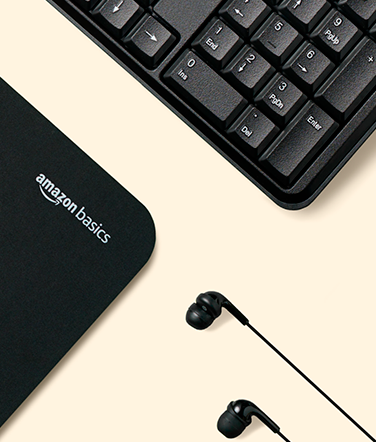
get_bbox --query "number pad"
[311,10,362,62]
[251,14,303,65]
[278,0,330,33]
[283,42,334,93]
[223,46,275,98]
[256,74,306,125]
[192,18,243,69]
[219,0,271,37]
[65,0,376,198]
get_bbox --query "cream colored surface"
[0,1,375,441]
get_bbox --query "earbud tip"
[217,411,246,439]
[186,303,214,330]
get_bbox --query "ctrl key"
[229,107,278,156]
[261,103,338,186]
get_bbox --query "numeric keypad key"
[252,14,303,65]
[283,42,334,93]
[256,74,306,125]
[311,10,361,62]
[165,50,247,129]
[261,103,338,185]
[193,19,243,68]
[223,46,275,97]
[316,38,376,122]
[229,107,278,155]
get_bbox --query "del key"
[164,51,246,129]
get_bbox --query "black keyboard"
[48,0,376,209]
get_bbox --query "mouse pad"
[0,78,156,427]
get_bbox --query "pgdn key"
[164,50,247,129]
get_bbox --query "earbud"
[217,400,280,439]
[188,292,369,442]
[186,291,249,330]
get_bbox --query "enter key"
[261,103,338,186]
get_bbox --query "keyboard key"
[154,0,223,36]
[311,10,361,62]
[93,0,144,38]
[256,74,306,125]
[278,0,330,33]
[164,50,247,129]
[315,39,376,122]
[283,42,334,93]
[73,0,101,10]
[342,0,376,29]
[223,45,275,98]
[251,14,303,65]
[192,19,243,69]
[229,107,278,155]
[124,15,176,68]
[219,0,271,37]
[261,103,338,185]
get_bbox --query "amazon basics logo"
[36,173,111,244]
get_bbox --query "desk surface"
[1,2,375,441]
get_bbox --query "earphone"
[186,292,374,442]
[186,291,249,330]
[218,400,290,441]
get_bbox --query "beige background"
[0,1,376,441]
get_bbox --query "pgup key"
[311,10,361,62]
[164,51,247,129]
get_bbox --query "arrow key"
[283,42,334,94]
[223,45,275,98]
[278,0,330,34]
[219,0,271,37]
[93,0,144,38]
[124,15,176,68]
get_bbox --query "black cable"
[278,431,291,442]
[246,323,376,442]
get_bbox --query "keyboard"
[48,0,376,209]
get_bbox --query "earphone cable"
[246,323,376,442]
[278,431,291,442]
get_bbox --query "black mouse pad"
[0,78,156,427]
